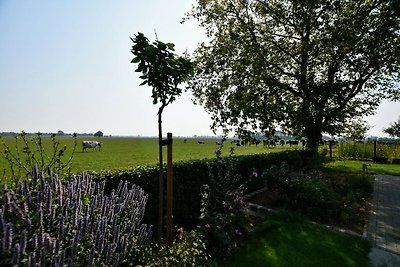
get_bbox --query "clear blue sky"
[0,1,398,137]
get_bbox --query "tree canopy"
[131,32,193,110]
[94,131,104,137]
[188,0,400,152]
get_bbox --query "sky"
[0,1,399,138]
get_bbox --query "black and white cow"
[82,141,102,152]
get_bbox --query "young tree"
[384,117,400,138]
[187,0,400,155]
[130,32,193,241]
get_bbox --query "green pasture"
[0,136,290,178]
[2,135,400,180]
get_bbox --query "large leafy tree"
[188,0,400,154]
[131,32,193,242]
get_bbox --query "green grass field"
[0,136,290,178]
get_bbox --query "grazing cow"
[286,140,299,146]
[82,141,102,152]
[198,141,205,145]
[183,139,187,143]
[263,139,277,148]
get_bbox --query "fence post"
[166,133,173,244]
[329,140,333,159]
[374,140,377,162]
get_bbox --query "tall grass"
[336,141,400,160]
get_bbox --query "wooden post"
[329,140,333,159]
[374,140,377,162]
[166,133,173,244]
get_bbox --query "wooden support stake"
[166,133,173,244]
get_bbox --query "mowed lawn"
[220,212,370,267]
[0,136,291,177]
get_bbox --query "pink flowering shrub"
[197,150,249,257]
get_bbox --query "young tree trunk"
[157,106,165,243]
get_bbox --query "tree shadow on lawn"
[219,211,370,267]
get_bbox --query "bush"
[262,163,341,220]
[0,167,152,266]
[91,150,309,230]
[261,161,291,189]
[194,151,251,258]
[129,231,210,266]
[282,176,340,219]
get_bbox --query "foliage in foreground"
[129,231,210,266]
[219,211,371,267]
[0,168,152,266]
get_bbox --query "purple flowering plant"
[0,166,152,266]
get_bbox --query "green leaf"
[166,43,175,50]
[131,57,141,63]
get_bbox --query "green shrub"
[262,162,373,223]
[129,231,210,266]
[91,150,309,230]
[281,176,340,219]
[261,161,291,189]
[262,163,341,220]
[196,154,250,258]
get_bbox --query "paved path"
[367,174,400,266]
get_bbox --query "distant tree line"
[0,131,105,137]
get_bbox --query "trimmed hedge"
[90,150,308,229]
